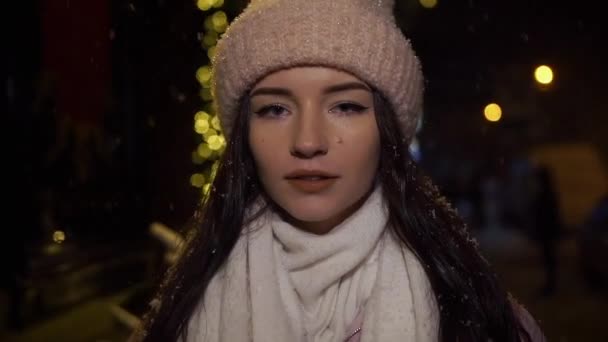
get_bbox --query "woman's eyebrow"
[250,87,294,99]
[323,82,371,95]
[250,81,371,99]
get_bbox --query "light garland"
[191,0,229,197]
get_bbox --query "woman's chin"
[284,206,336,225]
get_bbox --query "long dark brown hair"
[135,91,531,341]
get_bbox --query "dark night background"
[4,0,607,341]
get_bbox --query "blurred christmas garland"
[191,0,229,196]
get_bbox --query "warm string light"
[192,2,229,196]
[484,103,502,122]
[534,65,554,85]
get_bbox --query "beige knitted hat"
[211,0,424,142]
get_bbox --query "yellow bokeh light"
[197,143,213,158]
[213,22,227,34]
[208,135,223,151]
[195,118,210,134]
[212,11,228,32]
[194,0,226,176]
[484,103,502,122]
[203,128,217,139]
[196,66,212,84]
[53,230,66,244]
[190,173,206,188]
[197,0,214,11]
[419,0,438,9]
[534,65,553,85]
[195,111,210,122]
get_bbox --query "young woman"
[133,0,545,341]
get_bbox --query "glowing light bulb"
[534,65,554,85]
[53,230,66,243]
[484,103,502,122]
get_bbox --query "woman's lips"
[286,177,338,193]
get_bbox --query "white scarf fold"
[185,185,439,342]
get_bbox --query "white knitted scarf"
[184,185,439,341]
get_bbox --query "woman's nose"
[289,107,329,159]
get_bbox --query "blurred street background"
[4,0,607,341]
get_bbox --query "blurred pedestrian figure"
[531,165,562,297]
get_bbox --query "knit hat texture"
[211,0,424,142]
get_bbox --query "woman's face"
[248,66,381,234]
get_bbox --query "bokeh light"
[419,0,438,9]
[484,103,502,122]
[535,65,554,85]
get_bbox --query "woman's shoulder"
[510,298,547,342]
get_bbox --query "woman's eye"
[331,103,369,115]
[254,104,288,118]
